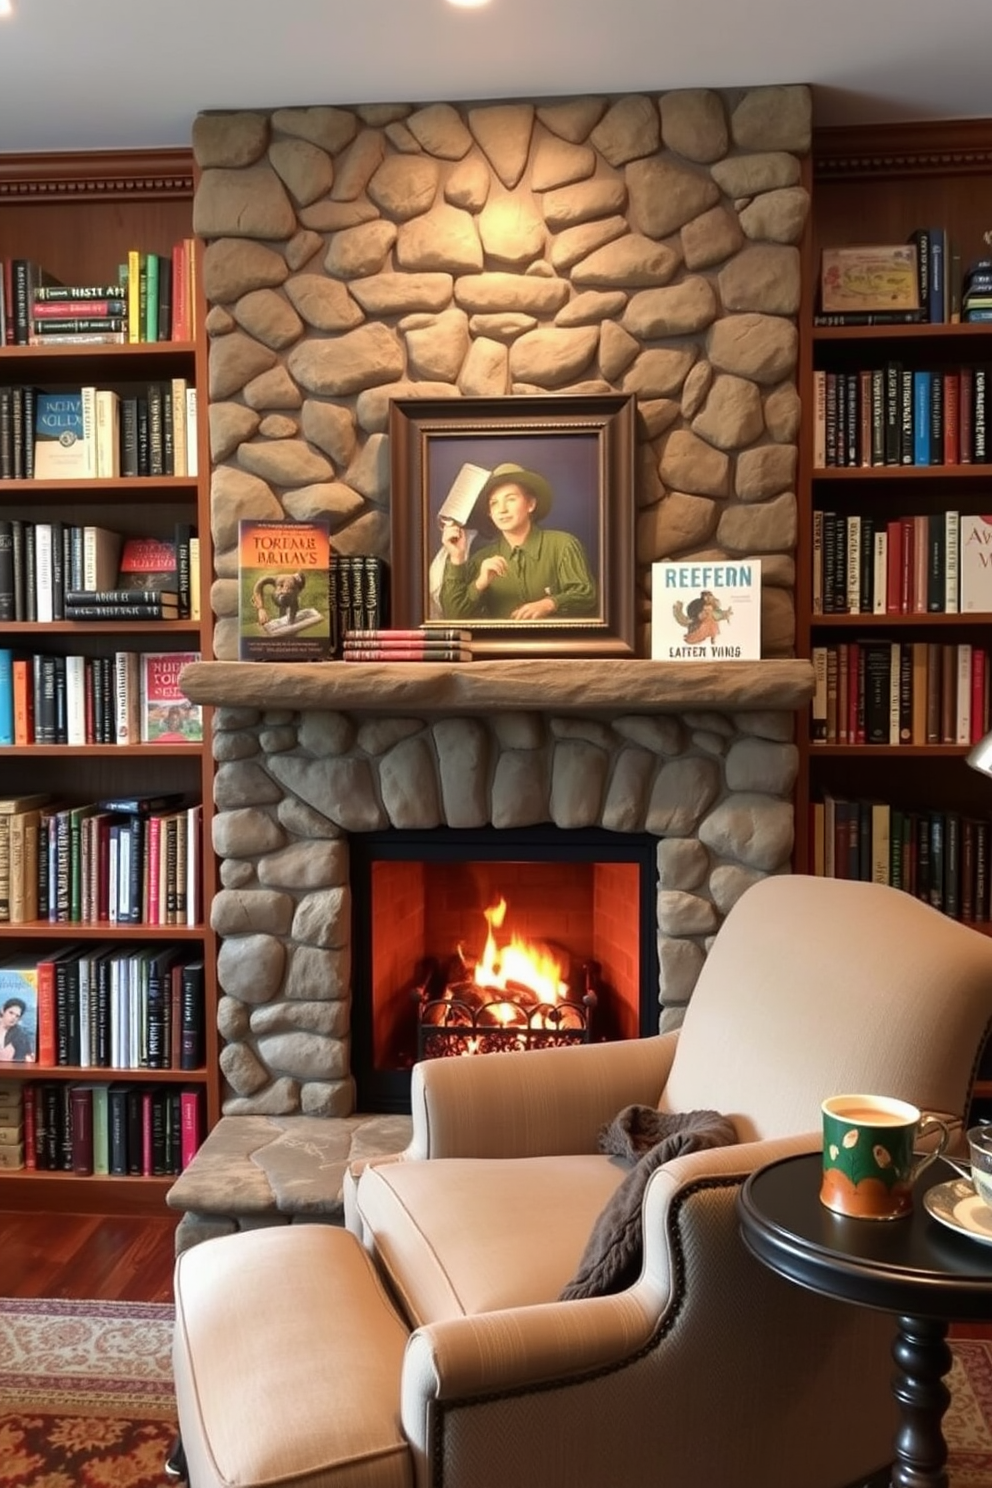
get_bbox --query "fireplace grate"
[415,958,598,1061]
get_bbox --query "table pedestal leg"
[889,1315,952,1488]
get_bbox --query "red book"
[899,517,915,614]
[12,659,33,745]
[960,366,974,464]
[943,372,960,465]
[69,1084,93,1175]
[847,640,861,745]
[2,260,12,345]
[22,1084,36,1170]
[32,298,126,318]
[171,240,188,342]
[180,1088,202,1169]
[885,520,904,614]
[836,644,849,745]
[972,648,988,742]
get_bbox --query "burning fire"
[458,896,569,1020]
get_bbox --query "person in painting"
[437,463,597,621]
[0,997,34,1063]
[672,590,734,646]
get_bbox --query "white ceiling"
[2,0,991,155]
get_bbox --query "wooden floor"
[0,1211,179,1302]
[1,1208,990,1338]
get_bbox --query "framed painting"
[388,393,636,658]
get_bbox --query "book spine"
[34,284,125,301]
[65,603,179,619]
[69,1085,93,1175]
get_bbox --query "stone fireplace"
[182,659,812,1119]
[183,80,815,1122]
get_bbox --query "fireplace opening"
[350,827,659,1112]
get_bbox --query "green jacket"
[439,527,597,620]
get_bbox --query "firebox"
[350,826,659,1112]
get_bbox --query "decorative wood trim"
[814,120,992,182]
[0,148,194,202]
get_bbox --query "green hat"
[479,463,554,524]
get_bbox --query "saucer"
[923,1179,992,1245]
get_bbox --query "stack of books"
[341,628,474,663]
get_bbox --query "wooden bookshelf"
[0,150,218,1212]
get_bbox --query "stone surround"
[180,659,813,1120]
[182,81,814,1128]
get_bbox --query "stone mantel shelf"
[180,658,815,715]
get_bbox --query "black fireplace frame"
[350,824,660,1113]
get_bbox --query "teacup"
[820,1094,951,1219]
[944,1124,992,1207]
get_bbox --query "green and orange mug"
[820,1094,951,1220]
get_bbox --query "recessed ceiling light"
[0,1,14,17]
[446,0,491,8]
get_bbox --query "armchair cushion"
[353,1153,626,1325]
[559,1104,738,1300]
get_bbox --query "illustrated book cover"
[820,245,920,314]
[238,518,334,661]
[650,560,762,660]
[959,515,992,613]
[33,392,90,479]
[0,955,38,1062]
[139,652,202,743]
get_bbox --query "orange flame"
[471,896,569,1017]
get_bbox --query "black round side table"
[739,1152,992,1488]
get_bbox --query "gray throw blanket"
[559,1105,738,1301]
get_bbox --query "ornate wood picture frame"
[389,393,636,658]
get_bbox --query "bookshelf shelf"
[0,1171,181,1216]
[798,119,992,930]
[0,148,217,1212]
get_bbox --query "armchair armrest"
[403,1287,657,1404]
[407,1033,679,1159]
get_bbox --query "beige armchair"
[172,875,992,1488]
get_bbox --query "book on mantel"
[650,560,761,661]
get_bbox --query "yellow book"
[127,248,142,344]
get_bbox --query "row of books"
[0,382,199,482]
[0,792,203,927]
[0,243,198,347]
[816,229,960,326]
[0,650,203,747]
[812,511,992,616]
[0,947,205,1070]
[342,627,474,663]
[813,794,992,923]
[0,525,199,623]
[10,1082,205,1176]
[811,640,990,747]
[812,365,989,469]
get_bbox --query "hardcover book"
[139,652,202,743]
[116,535,177,592]
[33,392,89,479]
[959,514,992,613]
[820,245,920,314]
[650,560,762,660]
[238,518,334,661]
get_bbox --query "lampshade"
[967,729,992,779]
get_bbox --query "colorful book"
[238,518,334,661]
[139,652,202,743]
[33,392,89,479]
[650,560,762,660]
[0,955,38,1062]
[116,535,177,593]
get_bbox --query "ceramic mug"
[820,1094,951,1219]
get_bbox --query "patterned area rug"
[0,1298,177,1488]
[0,1299,991,1486]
